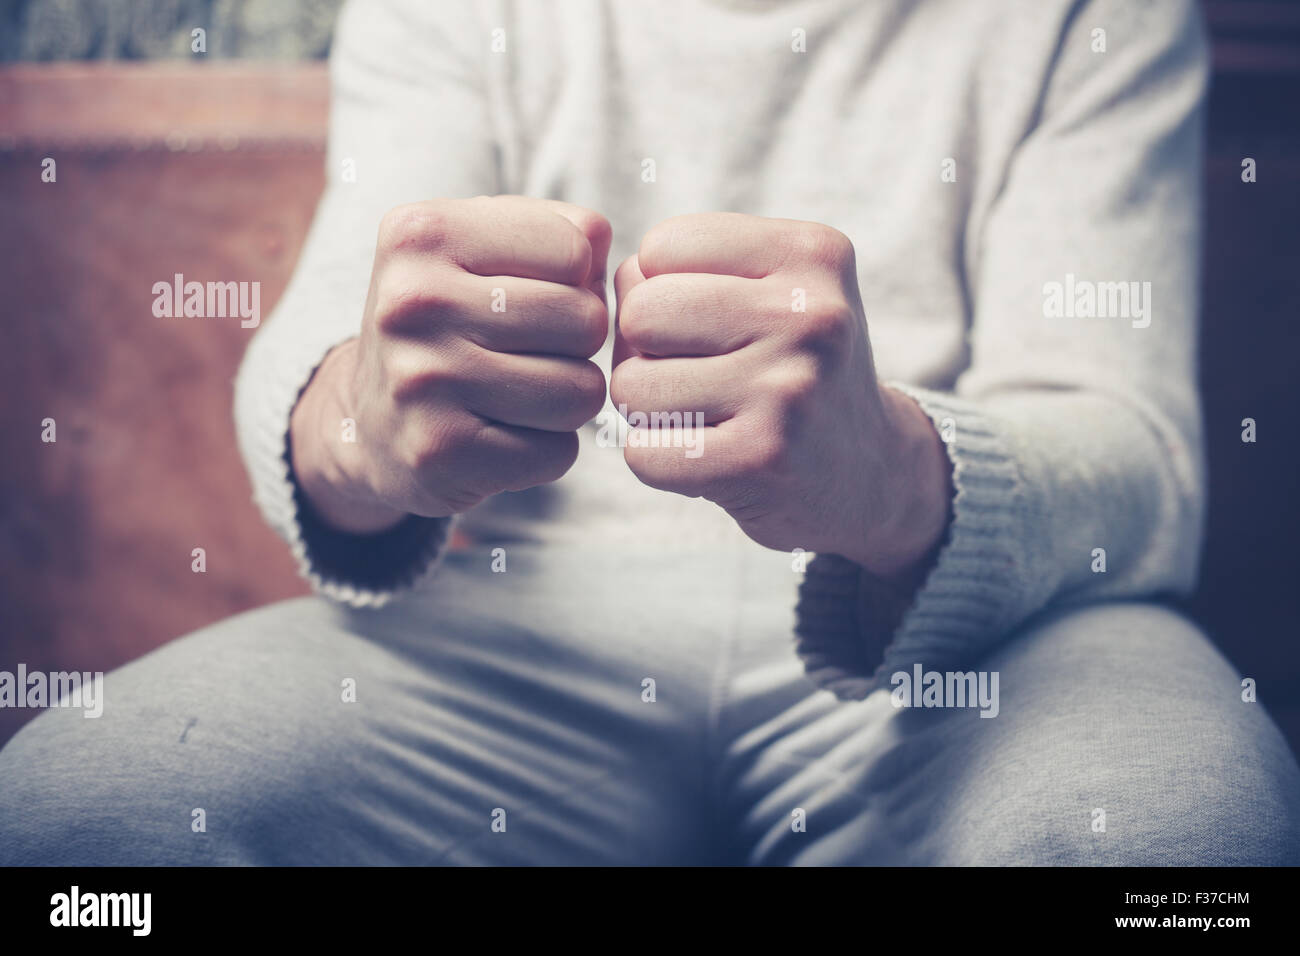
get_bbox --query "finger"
[614,252,647,303]
[621,417,750,499]
[637,212,809,279]
[613,253,648,367]
[443,423,581,496]
[455,273,609,358]
[456,350,607,432]
[538,198,613,301]
[617,272,772,357]
[372,261,609,358]
[608,354,742,425]
[390,197,596,286]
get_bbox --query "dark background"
[1,0,1298,754]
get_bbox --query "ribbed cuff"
[794,383,1029,699]
[238,330,453,609]
[288,449,456,606]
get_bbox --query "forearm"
[977,386,1203,605]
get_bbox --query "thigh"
[721,602,1300,865]
[0,569,717,865]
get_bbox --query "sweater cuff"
[287,450,456,607]
[794,383,1029,699]
[239,332,454,609]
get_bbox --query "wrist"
[853,385,954,580]
[289,341,406,536]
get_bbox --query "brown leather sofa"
[2,10,1298,753]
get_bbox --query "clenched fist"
[291,195,611,534]
[611,212,953,577]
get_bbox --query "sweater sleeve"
[233,0,496,607]
[796,0,1210,698]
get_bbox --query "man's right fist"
[290,195,611,534]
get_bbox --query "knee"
[942,747,1300,866]
[930,603,1300,865]
[0,598,379,865]
[0,703,212,865]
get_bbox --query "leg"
[0,551,720,865]
[719,601,1300,865]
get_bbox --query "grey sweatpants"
[2,531,1298,866]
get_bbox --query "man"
[3,0,1299,865]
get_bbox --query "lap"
[0,581,717,865]
[720,601,1300,865]
[4,587,1298,866]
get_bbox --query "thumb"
[612,253,647,368]
[542,200,612,303]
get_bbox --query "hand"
[611,212,953,578]
[290,195,611,534]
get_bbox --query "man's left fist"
[610,212,952,577]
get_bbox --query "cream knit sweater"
[234,0,1208,698]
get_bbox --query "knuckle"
[509,432,579,490]
[764,357,821,410]
[608,357,649,409]
[558,226,592,285]
[621,275,683,352]
[637,217,686,276]
[607,361,634,408]
[578,293,611,356]
[372,273,454,333]
[573,360,609,409]
[567,207,612,254]
[539,431,582,482]
[616,282,653,346]
[386,349,455,403]
[554,361,607,426]
[796,297,854,356]
[795,222,856,270]
[377,202,451,255]
[623,443,673,491]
